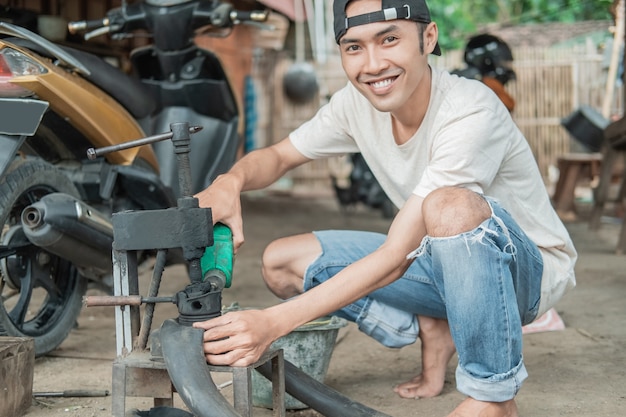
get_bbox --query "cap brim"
[432,42,442,56]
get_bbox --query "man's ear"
[424,22,439,54]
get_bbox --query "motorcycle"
[330,153,397,219]
[0,0,268,356]
[451,33,517,112]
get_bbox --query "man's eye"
[383,36,398,44]
[345,45,360,52]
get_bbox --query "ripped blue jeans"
[303,196,543,402]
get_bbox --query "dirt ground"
[19,191,626,417]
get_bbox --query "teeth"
[371,78,393,88]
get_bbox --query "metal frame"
[110,245,286,417]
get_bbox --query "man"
[194,1,577,416]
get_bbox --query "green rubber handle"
[201,223,233,288]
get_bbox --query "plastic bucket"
[561,105,609,152]
[251,315,347,410]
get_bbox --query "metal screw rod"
[86,126,203,160]
[83,294,175,307]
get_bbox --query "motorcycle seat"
[7,37,157,119]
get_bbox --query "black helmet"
[450,66,482,81]
[463,34,516,85]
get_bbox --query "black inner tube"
[159,318,393,417]
[256,357,392,417]
[160,319,240,417]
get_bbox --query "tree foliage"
[429,0,615,50]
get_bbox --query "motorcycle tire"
[0,158,87,357]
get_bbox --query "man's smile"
[361,73,401,94]
[370,77,397,89]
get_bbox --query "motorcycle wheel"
[0,159,87,357]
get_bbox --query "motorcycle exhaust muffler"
[21,193,114,274]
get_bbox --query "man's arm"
[195,137,311,249]
[194,194,427,366]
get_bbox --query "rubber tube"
[160,319,241,417]
[160,318,393,417]
[256,359,393,417]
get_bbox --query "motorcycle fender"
[0,134,25,180]
[0,98,48,136]
[0,98,48,178]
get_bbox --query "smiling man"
[194,1,577,416]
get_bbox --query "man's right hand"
[195,174,245,252]
[194,137,311,252]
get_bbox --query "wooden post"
[602,0,624,119]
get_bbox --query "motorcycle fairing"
[5,50,151,166]
[132,45,241,195]
[0,21,89,76]
[148,106,239,196]
[131,46,237,122]
[7,37,157,119]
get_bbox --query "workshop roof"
[482,20,613,47]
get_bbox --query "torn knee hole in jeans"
[406,213,516,260]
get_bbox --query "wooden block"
[0,337,35,417]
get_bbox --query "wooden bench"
[552,152,603,220]
[588,116,626,254]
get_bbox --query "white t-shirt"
[289,67,576,316]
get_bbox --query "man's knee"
[261,233,321,299]
[261,239,290,294]
[422,187,491,237]
[261,239,286,278]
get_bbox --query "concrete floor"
[23,192,626,417]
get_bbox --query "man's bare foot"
[447,398,519,417]
[393,316,456,399]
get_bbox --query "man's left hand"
[192,309,280,367]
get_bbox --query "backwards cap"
[333,0,441,55]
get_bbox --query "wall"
[251,44,623,196]
[4,1,620,196]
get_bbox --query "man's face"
[338,0,436,114]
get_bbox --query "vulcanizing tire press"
[84,122,391,417]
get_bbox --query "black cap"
[333,0,441,55]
